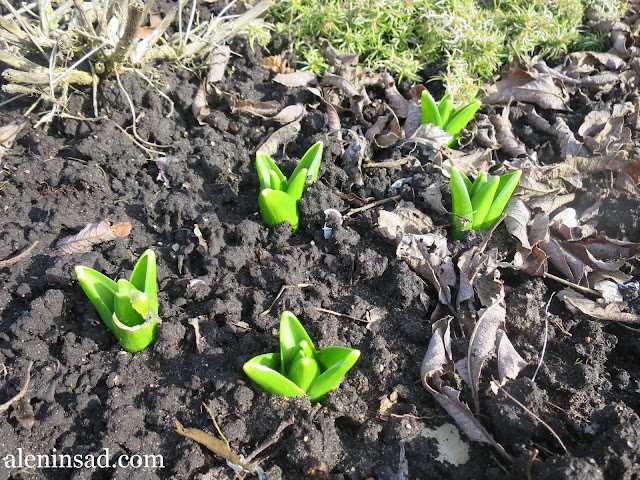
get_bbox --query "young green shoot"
[450,167,521,239]
[75,249,159,352]
[421,90,481,146]
[243,311,360,401]
[256,142,323,231]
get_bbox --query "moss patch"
[270,0,627,100]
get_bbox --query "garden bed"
[1,2,640,480]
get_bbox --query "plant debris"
[57,220,133,254]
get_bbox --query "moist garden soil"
[1,24,640,480]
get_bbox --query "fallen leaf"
[342,130,367,187]
[558,289,640,323]
[553,118,584,158]
[483,65,569,110]
[0,121,26,165]
[490,108,527,157]
[407,123,452,150]
[263,55,292,74]
[380,72,409,118]
[194,224,208,249]
[504,198,531,249]
[257,121,301,156]
[274,71,316,87]
[272,104,305,124]
[467,303,505,413]
[57,220,132,254]
[192,82,210,125]
[496,329,527,385]
[377,207,434,241]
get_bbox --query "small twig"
[0,0,46,57]
[0,241,39,268]
[0,361,33,413]
[314,307,368,324]
[260,283,313,316]
[491,380,569,455]
[243,416,294,465]
[343,194,402,218]
[543,272,602,298]
[532,292,555,383]
[363,158,410,169]
[187,317,203,353]
[131,68,175,117]
[183,0,197,48]
[201,402,231,451]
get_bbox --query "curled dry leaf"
[407,123,452,150]
[0,121,26,165]
[192,83,210,125]
[412,235,457,306]
[273,71,316,88]
[342,130,367,187]
[482,64,569,110]
[262,55,293,74]
[443,149,493,177]
[558,289,640,323]
[272,104,305,124]
[377,207,434,241]
[467,303,505,414]
[257,121,301,156]
[193,224,208,249]
[506,204,640,286]
[489,108,527,157]
[474,114,499,149]
[496,329,527,385]
[553,118,584,158]
[421,318,511,461]
[403,102,422,138]
[57,220,132,254]
[380,72,409,118]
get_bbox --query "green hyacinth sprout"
[421,90,481,146]
[450,167,522,239]
[75,249,159,352]
[256,142,323,231]
[243,311,360,401]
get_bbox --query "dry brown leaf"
[403,102,422,138]
[257,121,301,156]
[490,108,527,157]
[496,329,527,385]
[273,71,316,87]
[377,207,434,241]
[380,72,409,118]
[57,220,132,254]
[0,121,26,165]
[408,124,452,149]
[192,83,210,125]
[194,224,208,249]
[553,118,584,158]
[272,104,305,124]
[342,130,367,187]
[558,289,640,323]
[467,303,505,413]
[483,66,569,110]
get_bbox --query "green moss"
[269,0,627,100]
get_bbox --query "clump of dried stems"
[0,0,272,147]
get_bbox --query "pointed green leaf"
[289,141,323,187]
[75,266,118,327]
[258,189,299,230]
[450,167,474,240]
[481,170,522,230]
[468,171,487,198]
[444,99,481,138]
[286,167,307,201]
[269,170,285,192]
[421,89,443,127]
[438,92,454,126]
[129,249,158,315]
[243,353,306,397]
[460,170,473,193]
[256,151,286,191]
[307,347,360,401]
[288,346,320,391]
[279,311,315,374]
[114,279,145,328]
[470,175,500,229]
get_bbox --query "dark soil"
[1,18,640,480]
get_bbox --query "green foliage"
[75,249,159,352]
[269,0,624,100]
[450,167,522,239]
[420,90,481,146]
[256,142,323,231]
[243,311,360,401]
